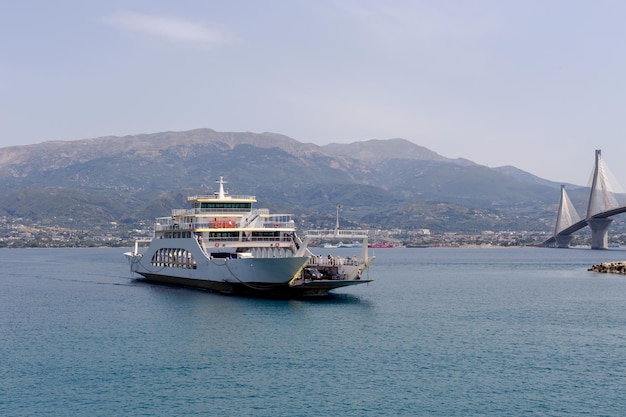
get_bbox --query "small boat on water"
[337,241,362,248]
[125,177,373,297]
[319,241,362,248]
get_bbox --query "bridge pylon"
[586,149,620,249]
[588,217,613,249]
[554,235,574,248]
[554,185,581,235]
[548,185,581,248]
[586,150,618,219]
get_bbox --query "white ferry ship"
[124,177,310,296]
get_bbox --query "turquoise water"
[3,247,626,416]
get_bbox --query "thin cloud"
[337,1,501,43]
[103,11,228,48]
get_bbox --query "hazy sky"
[2,1,625,187]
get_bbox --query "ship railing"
[207,236,296,245]
[155,220,240,231]
[169,207,272,218]
[172,209,193,216]
[172,208,251,215]
[154,220,298,231]
[262,221,295,229]
[186,194,256,201]
[204,220,237,228]
[308,255,361,267]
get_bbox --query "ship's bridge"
[187,194,256,203]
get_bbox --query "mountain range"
[0,128,599,236]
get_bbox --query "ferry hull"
[136,273,293,296]
[287,279,374,296]
[125,237,309,296]
[136,270,373,297]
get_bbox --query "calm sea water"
[3,247,626,416]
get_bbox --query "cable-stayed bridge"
[541,149,626,249]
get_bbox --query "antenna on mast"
[216,176,228,199]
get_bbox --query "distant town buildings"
[1,216,623,248]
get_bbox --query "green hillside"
[0,128,602,246]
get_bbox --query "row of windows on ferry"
[160,231,283,239]
[192,202,252,210]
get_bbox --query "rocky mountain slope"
[0,128,581,235]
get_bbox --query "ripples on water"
[2,247,626,416]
